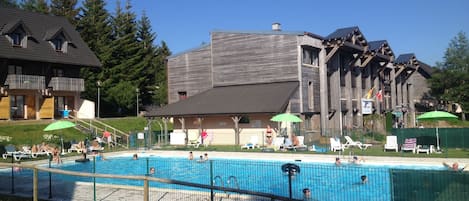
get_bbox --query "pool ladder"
[213,175,239,198]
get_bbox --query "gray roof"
[395,53,416,64]
[368,40,387,51]
[145,81,299,117]
[325,26,360,40]
[0,8,101,67]
[417,60,433,77]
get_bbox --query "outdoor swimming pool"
[44,153,445,201]
[1,153,447,201]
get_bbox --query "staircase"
[68,115,130,149]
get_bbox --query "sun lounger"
[241,136,260,149]
[344,136,372,150]
[401,138,417,154]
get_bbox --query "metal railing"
[69,115,130,149]
[0,160,300,201]
[48,77,84,92]
[5,74,45,90]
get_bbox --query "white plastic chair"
[329,138,344,152]
[344,136,372,150]
[241,136,260,149]
[384,136,398,152]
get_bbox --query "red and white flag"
[376,90,383,102]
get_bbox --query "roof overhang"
[145,81,299,118]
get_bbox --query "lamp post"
[136,88,139,116]
[97,81,101,118]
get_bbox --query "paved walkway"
[1,150,468,201]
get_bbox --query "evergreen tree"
[429,32,469,119]
[50,0,79,26]
[154,41,171,106]
[136,11,157,107]
[76,0,113,115]
[107,0,143,114]
[0,0,18,8]
[20,0,49,14]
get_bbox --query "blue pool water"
[4,154,446,201]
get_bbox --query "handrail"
[68,114,129,149]
[0,163,301,201]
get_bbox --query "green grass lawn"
[0,117,467,159]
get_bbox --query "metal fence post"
[93,156,96,201]
[11,156,14,194]
[33,168,38,201]
[210,160,214,201]
[48,154,52,199]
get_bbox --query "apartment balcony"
[5,74,45,90]
[49,77,85,92]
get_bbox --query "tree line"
[1,0,171,116]
[429,32,469,120]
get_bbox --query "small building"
[0,8,101,120]
[146,24,431,145]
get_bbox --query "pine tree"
[50,0,79,26]
[136,11,157,107]
[76,0,113,114]
[154,41,171,106]
[107,0,143,114]
[0,0,18,8]
[20,0,49,14]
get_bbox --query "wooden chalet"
[0,8,101,120]
[146,23,432,145]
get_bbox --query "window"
[302,46,319,66]
[308,81,314,110]
[53,68,64,77]
[52,38,63,51]
[178,91,187,100]
[239,116,250,124]
[8,65,22,74]
[10,33,22,46]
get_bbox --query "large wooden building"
[0,8,100,120]
[146,24,432,145]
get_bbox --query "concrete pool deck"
[1,150,468,201]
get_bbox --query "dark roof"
[395,53,416,64]
[145,81,299,117]
[417,60,433,77]
[368,40,387,51]
[0,8,101,67]
[325,26,360,40]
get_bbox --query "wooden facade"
[160,25,431,143]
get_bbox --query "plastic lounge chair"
[273,137,285,150]
[329,138,344,152]
[68,143,83,153]
[384,136,399,152]
[2,145,30,161]
[401,138,417,154]
[292,136,308,151]
[344,136,372,150]
[241,136,260,149]
[188,136,201,148]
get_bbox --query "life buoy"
[281,163,300,174]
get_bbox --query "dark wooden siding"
[211,32,299,86]
[301,66,320,112]
[167,45,212,104]
[411,71,430,101]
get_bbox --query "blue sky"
[106,0,469,66]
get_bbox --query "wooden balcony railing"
[49,77,85,92]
